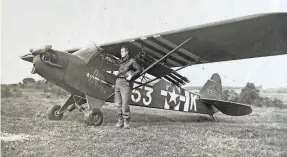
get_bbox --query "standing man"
[114,45,142,128]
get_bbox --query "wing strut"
[136,37,192,79]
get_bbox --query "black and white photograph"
[1,0,287,156]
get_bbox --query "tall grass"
[2,80,69,98]
[1,85,22,98]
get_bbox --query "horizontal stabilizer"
[200,98,252,116]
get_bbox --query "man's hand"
[126,74,132,81]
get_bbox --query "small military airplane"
[21,12,287,126]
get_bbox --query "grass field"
[1,88,287,157]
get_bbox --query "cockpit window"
[73,44,103,63]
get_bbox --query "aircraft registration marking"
[161,87,197,112]
[206,88,221,99]
[86,69,110,94]
[131,83,154,106]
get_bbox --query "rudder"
[199,73,222,100]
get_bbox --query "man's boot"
[123,117,130,129]
[114,116,124,128]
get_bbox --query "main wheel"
[85,108,103,126]
[47,105,64,120]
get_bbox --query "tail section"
[200,98,252,116]
[199,73,252,116]
[199,73,222,100]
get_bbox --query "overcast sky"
[1,0,287,88]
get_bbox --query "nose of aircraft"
[21,53,37,74]
[21,54,34,63]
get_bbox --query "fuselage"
[25,49,214,115]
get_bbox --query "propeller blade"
[21,54,34,63]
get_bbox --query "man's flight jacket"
[117,54,142,81]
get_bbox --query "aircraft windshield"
[73,44,103,63]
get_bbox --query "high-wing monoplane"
[21,13,287,126]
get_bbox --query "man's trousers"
[114,78,132,120]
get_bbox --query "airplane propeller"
[21,45,53,63]
[20,52,36,74]
[21,53,34,63]
[21,45,53,75]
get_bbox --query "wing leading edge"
[99,12,287,67]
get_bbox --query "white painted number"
[131,84,153,106]
[143,86,153,105]
[131,86,141,103]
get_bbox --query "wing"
[99,12,287,67]
[65,13,287,86]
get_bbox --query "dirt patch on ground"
[1,133,37,142]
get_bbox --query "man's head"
[120,46,130,58]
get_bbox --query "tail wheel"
[47,105,64,120]
[85,108,103,126]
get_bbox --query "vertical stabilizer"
[199,73,222,100]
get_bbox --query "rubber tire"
[47,105,64,120]
[85,108,103,126]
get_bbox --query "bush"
[253,97,284,108]
[19,82,24,88]
[272,98,284,108]
[35,80,49,90]
[238,83,260,104]
[237,82,286,108]
[222,89,239,102]
[22,78,36,84]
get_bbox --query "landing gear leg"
[71,95,105,126]
[210,114,217,122]
[47,94,105,126]
[47,95,76,120]
[84,95,105,126]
